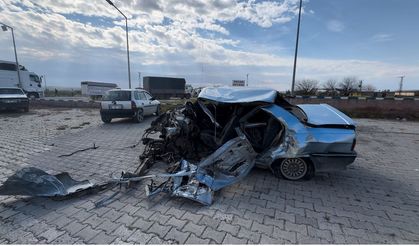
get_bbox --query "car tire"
[101,114,112,123]
[134,109,144,123]
[27,93,38,99]
[155,105,160,116]
[272,158,312,181]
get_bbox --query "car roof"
[198,86,279,104]
[108,89,146,92]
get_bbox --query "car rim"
[138,110,144,121]
[280,158,307,180]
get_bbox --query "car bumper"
[309,152,357,172]
[0,101,29,111]
[100,109,135,118]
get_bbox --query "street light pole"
[1,22,22,87]
[246,74,249,86]
[291,0,303,96]
[105,0,132,89]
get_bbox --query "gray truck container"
[143,76,190,99]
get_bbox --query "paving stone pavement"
[1,109,419,244]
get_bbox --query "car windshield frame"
[102,90,131,101]
[0,88,25,95]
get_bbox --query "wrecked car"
[138,87,357,182]
[0,87,357,205]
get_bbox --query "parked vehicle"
[100,89,160,123]
[0,60,44,98]
[142,76,191,99]
[0,87,29,112]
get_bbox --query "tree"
[339,77,357,96]
[323,79,338,96]
[295,79,319,95]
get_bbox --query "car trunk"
[297,104,355,129]
[101,90,132,110]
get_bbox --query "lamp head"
[1,25,8,31]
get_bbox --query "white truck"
[0,60,44,98]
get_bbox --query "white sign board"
[232,80,245,86]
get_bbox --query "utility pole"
[105,0,131,89]
[291,0,303,96]
[398,76,405,95]
[246,74,249,86]
[1,22,21,87]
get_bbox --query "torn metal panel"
[0,167,95,197]
[145,131,257,205]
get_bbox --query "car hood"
[297,104,356,127]
[198,86,278,104]
[0,94,28,99]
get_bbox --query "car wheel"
[101,115,112,123]
[155,105,160,116]
[273,158,309,181]
[134,109,144,123]
[28,93,38,99]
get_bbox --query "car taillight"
[351,138,356,151]
[131,101,137,109]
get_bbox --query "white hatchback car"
[100,89,160,123]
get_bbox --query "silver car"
[100,89,160,123]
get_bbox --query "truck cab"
[0,60,44,98]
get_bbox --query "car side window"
[139,92,146,100]
[144,92,152,100]
[134,91,140,100]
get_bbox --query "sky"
[0,0,418,91]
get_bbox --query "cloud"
[371,33,394,42]
[1,0,418,91]
[326,20,344,32]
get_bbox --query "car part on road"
[0,167,96,197]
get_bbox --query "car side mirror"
[150,97,155,101]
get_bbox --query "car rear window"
[102,91,131,101]
[0,88,25,95]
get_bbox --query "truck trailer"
[81,81,118,99]
[142,76,191,99]
[0,60,44,98]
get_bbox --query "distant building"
[232,80,245,86]
[394,90,419,97]
[81,81,118,97]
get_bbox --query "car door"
[143,91,158,114]
[134,91,147,114]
